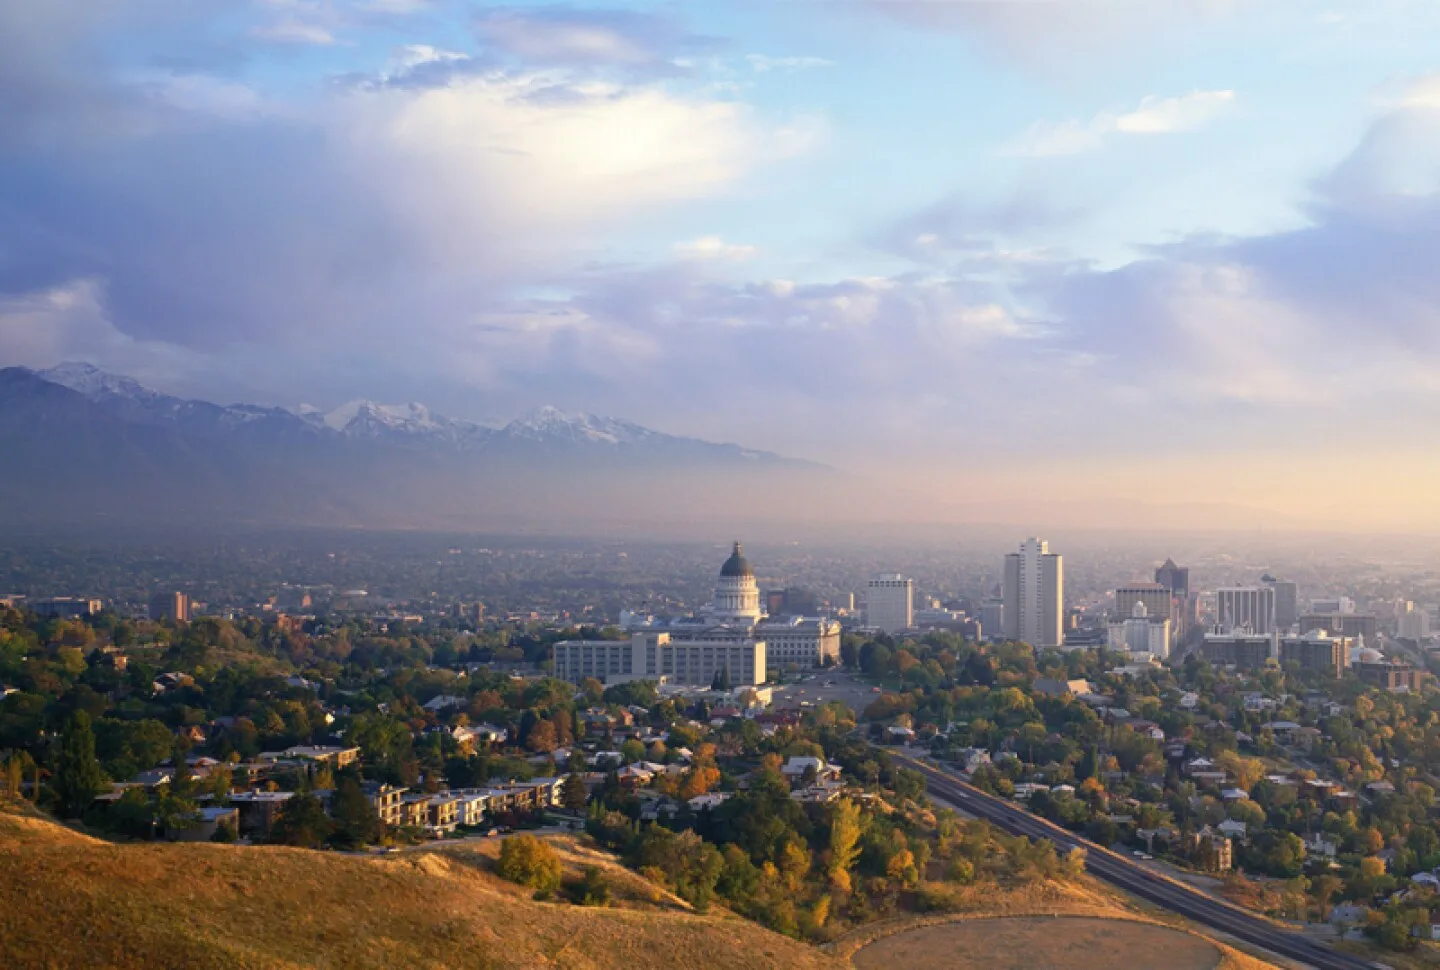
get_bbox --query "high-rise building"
[1155,559,1190,600]
[980,599,1004,641]
[1114,582,1173,625]
[1215,586,1276,635]
[1003,538,1064,648]
[866,575,914,633]
[1399,602,1432,641]
[1263,580,1299,631]
[1299,612,1377,641]
[149,591,192,623]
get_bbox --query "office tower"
[1267,580,1299,631]
[1279,631,1350,676]
[1216,586,1276,635]
[1114,582,1173,625]
[1399,602,1431,641]
[149,591,192,623]
[866,575,914,633]
[1002,538,1064,648]
[980,598,1004,640]
[1155,559,1190,600]
[1202,632,1275,670]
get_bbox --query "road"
[902,755,1377,970]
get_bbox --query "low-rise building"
[363,781,406,828]
[553,632,765,687]
[1279,630,1351,677]
[229,791,294,836]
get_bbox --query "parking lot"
[770,669,880,715]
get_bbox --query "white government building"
[1107,601,1172,661]
[554,542,840,685]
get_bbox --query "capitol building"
[553,542,840,686]
[632,542,841,671]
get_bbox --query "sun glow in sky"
[4,1,1440,526]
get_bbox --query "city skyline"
[4,3,1440,528]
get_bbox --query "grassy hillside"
[0,809,841,970]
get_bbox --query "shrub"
[496,834,563,898]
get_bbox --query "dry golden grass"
[0,808,840,970]
[826,878,1281,970]
[850,917,1222,970]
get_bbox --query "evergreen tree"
[329,775,380,848]
[268,791,333,848]
[561,772,589,811]
[53,711,106,818]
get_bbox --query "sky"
[3,0,1440,526]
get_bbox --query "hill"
[0,810,840,970]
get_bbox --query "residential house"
[423,695,468,713]
[170,806,240,842]
[229,791,294,836]
[780,756,841,787]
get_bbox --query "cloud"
[1006,90,1235,156]
[250,20,336,45]
[1114,90,1236,132]
[474,6,715,71]
[745,54,834,73]
[673,236,758,261]
[856,0,1248,56]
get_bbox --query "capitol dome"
[712,541,761,623]
[720,542,754,578]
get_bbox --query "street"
[901,754,1377,970]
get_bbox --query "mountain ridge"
[0,363,831,530]
[30,361,801,463]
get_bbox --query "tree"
[497,834,563,897]
[827,798,863,892]
[268,792,333,848]
[329,775,380,848]
[561,772,589,811]
[53,711,105,818]
[2,749,34,801]
[572,865,611,906]
[526,720,558,754]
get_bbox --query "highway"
[902,755,1378,970]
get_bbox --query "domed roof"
[719,541,754,579]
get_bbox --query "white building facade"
[553,632,766,686]
[1216,586,1276,635]
[1003,538,1064,648]
[1107,601,1171,660]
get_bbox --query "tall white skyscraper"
[866,575,914,633]
[1003,538,1064,648]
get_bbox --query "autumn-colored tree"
[497,834,563,897]
[827,799,862,892]
[526,720,558,754]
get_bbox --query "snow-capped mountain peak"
[504,405,655,445]
[39,361,160,402]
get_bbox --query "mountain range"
[0,363,828,531]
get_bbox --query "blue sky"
[4,0,1440,523]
